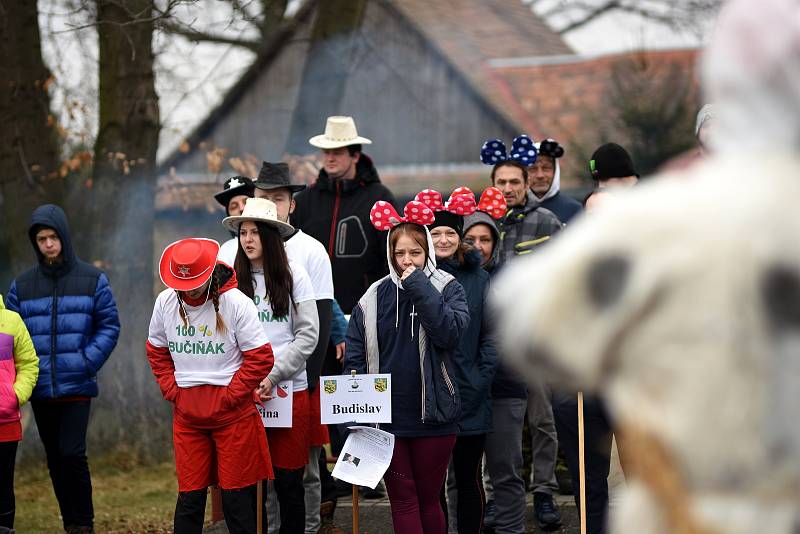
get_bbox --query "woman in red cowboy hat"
[343,198,470,534]
[146,237,275,534]
[223,198,320,534]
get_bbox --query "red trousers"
[265,390,310,469]
[173,410,272,491]
[307,387,330,447]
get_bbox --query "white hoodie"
[385,223,438,337]
[531,140,562,204]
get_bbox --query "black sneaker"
[360,480,386,499]
[334,478,353,498]
[533,492,562,531]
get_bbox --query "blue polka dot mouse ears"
[480,134,538,166]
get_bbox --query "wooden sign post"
[578,391,587,534]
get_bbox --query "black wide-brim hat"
[254,161,306,193]
[214,176,255,208]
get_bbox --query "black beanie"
[428,211,464,237]
[589,143,638,180]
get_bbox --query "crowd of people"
[5,0,796,531]
[0,110,703,534]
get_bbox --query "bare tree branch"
[53,0,185,33]
[158,19,261,50]
[531,0,722,35]
[555,1,621,33]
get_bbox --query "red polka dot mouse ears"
[476,187,507,219]
[414,187,478,217]
[370,200,435,231]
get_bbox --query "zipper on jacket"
[50,281,58,397]
[327,181,342,258]
[441,361,455,397]
[420,347,426,423]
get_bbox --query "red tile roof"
[486,48,702,185]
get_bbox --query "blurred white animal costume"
[491,1,800,532]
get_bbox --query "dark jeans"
[32,400,93,530]
[272,467,305,534]
[0,441,18,528]
[441,434,486,534]
[552,392,612,534]
[318,447,337,506]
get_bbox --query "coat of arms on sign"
[374,378,387,393]
[323,379,337,394]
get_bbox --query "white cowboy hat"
[309,116,373,149]
[222,197,295,237]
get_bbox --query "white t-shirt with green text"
[148,287,268,387]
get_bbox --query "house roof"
[488,48,701,137]
[159,0,572,173]
[389,0,573,129]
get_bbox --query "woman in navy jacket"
[420,188,500,534]
[343,199,469,534]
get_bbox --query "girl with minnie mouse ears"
[344,196,470,534]
[462,188,508,270]
[414,187,506,533]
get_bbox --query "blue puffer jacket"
[6,205,120,400]
[438,249,498,435]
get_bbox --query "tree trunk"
[89,0,165,460]
[0,0,62,288]
[284,0,368,154]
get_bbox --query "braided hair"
[210,268,227,334]
[176,268,227,334]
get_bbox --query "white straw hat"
[221,197,294,237]
[309,116,373,149]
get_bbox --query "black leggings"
[174,485,258,534]
[0,441,18,529]
[441,434,486,534]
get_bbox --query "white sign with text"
[319,374,391,424]
[257,380,293,427]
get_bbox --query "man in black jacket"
[292,116,396,505]
[292,116,397,315]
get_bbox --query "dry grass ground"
[14,451,212,533]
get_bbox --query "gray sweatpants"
[527,379,559,495]
[303,446,322,534]
[484,397,527,534]
[266,480,279,534]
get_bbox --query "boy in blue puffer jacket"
[6,204,120,534]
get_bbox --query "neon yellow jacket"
[0,294,39,425]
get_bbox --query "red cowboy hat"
[159,238,220,291]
